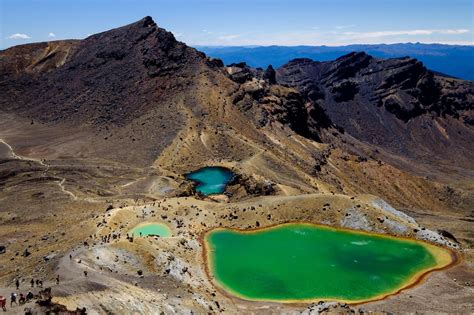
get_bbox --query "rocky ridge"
[276,53,474,174]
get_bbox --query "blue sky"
[1,0,473,49]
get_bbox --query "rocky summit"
[0,17,473,314]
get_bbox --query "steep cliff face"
[224,62,331,141]
[276,53,474,169]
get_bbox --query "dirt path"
[0,137,79,201]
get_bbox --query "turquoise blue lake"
[185,167,234,195]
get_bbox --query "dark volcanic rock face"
[276,53,474,167]
[0,16,205,127]
[225,62,331,140]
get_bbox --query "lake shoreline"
[201,222,459,305]
[129,222,172,237]
[185,166,235,196]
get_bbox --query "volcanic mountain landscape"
[0,17,473,314]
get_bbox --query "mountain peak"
[88,15,162,42]
[116,15,157,30]
[140,16,156,27]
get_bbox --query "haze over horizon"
[1,0,473,49]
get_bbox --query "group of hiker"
[101,233,117,243]
[13,278,44,290]
[10,291,34,305]
[0,291,34,311]
[0,277,52,311]
[126,233,135,242]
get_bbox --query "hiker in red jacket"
[0,295,6,311]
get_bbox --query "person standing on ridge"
[15,279,19,290]
[56,275,60,285]
[10,293,17,307]
[26,291,33,301]
[18,293,25,305]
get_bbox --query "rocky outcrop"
[224,61,331,140]
[276,53,474,167]
[226,62,255,83]
[230,174,275,196]
[277,52,474,123]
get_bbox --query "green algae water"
[205,223,453,303]
[185,167,234,195]
[129,223,171,237]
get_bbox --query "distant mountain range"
[198,44,474,81]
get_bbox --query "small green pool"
[204,223,453,303]
[185,166,234,195]
[129,223,171,237]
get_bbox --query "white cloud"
[8,33,31,39]
[186,27,472,46]
[340,29,470,39]
[173,32,184,38]
[217,34,241,41]
[428,40,474,45]
[438,29,470,34]
[48,32,56,37]
[335,24,356,30]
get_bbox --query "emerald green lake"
[185,166,234,195]
[205,223,452,303]
[129,223,171,237]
